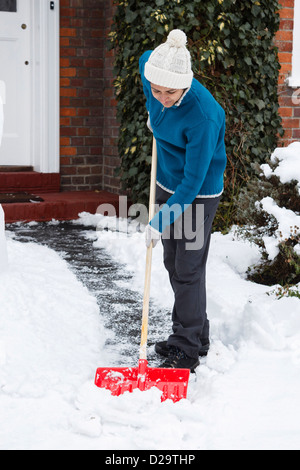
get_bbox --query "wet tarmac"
[7,221,169,366]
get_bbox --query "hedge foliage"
[236,157,300,293]
[109,0,283,231]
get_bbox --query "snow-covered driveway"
[0,218,299,450]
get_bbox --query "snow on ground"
[0,216,300,450]
[0,142,299,450]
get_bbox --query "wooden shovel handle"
[139,137,157,361]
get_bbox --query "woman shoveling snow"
[139,29,227,371]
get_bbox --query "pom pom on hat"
[144,29,193,89]
[167,29,187,48]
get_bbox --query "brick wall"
[101,1,121,192]
[59,0,298,194]
[275,0,300,144]
[60,0,120,192]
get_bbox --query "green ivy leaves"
[110,0,283,230]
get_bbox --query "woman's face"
[151,83,184,108]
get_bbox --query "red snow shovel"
[95,138,190,403]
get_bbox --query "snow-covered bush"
[236,142,300,295]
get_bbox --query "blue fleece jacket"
[139,51,227,234]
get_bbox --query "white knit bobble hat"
[144,29,193,89]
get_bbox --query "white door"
[0,0,32,166]
[0,0,60,172]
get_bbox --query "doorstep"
[2,190,122,224]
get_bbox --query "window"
[287,0,300,87]
[0,0,17,12]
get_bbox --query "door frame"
[31,0,60,173]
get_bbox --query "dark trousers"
[156,185,221,359]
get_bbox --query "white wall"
[0,206,8,273]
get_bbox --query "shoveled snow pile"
[0,143,300,450]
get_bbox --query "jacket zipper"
[153,105,166,128]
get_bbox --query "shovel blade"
[95,360,190,403]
